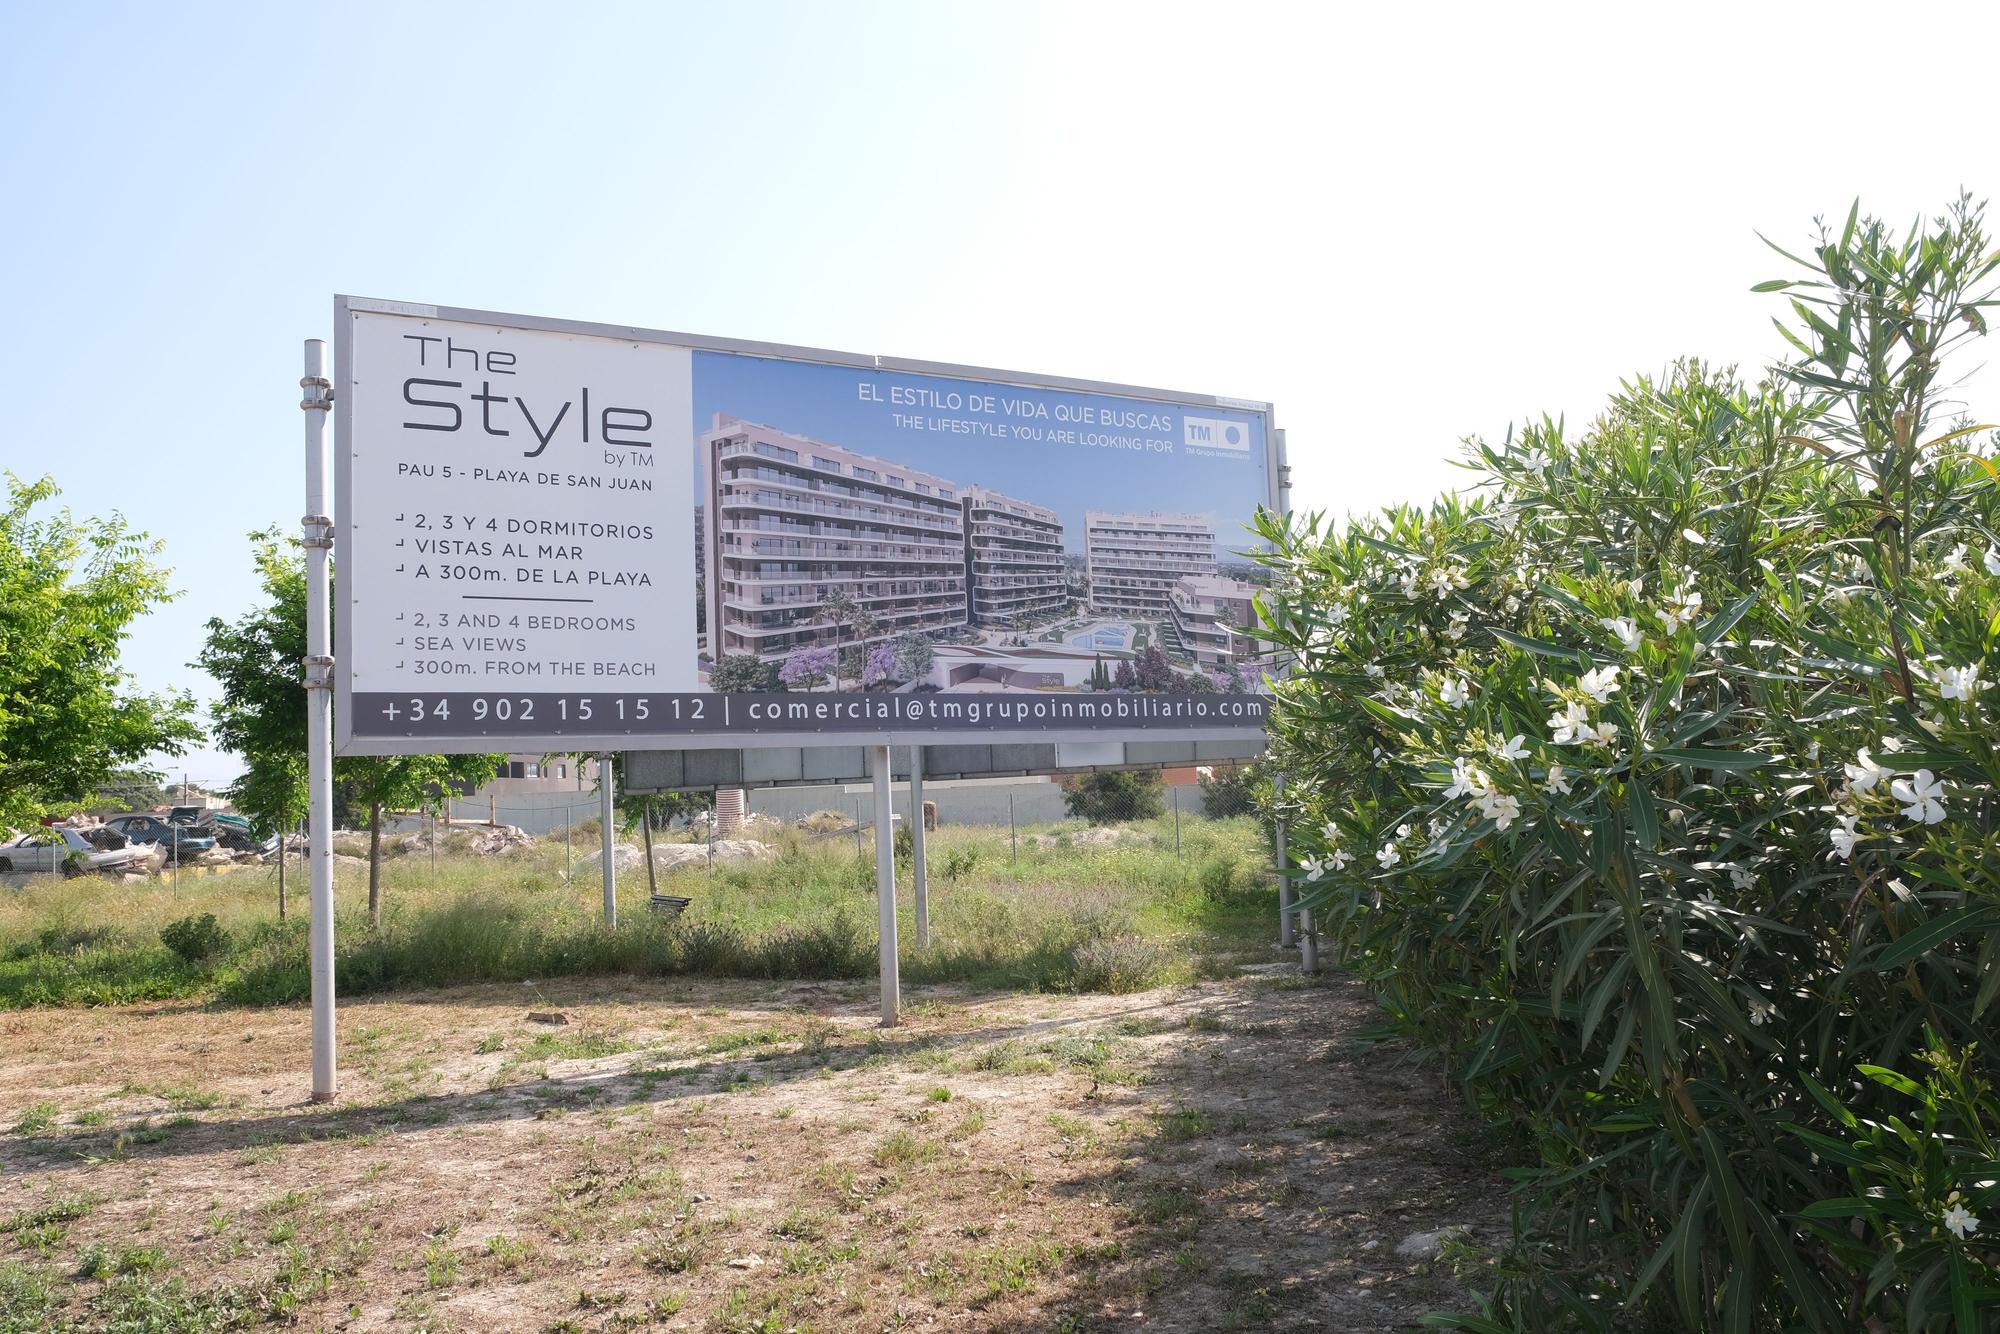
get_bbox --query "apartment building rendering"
[704,416,972,663]
[1083,511,1218,617]
[1165,573,1273,673]
[961,485,1067,627]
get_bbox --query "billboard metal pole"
[909,746,928,949]
[301,339,338,1103]
[872,746,899,1025]
[599,754,616,925]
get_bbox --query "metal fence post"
[1009,793,1018,864]
[599,753,616,926]
[1273,771,1294,948]
[910,746,928,949]
[1173,784,1182,856]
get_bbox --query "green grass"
[0,815,1273,1009]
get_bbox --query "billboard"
[334,297,1281,755]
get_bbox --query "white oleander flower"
[1624,577,1645,600]
[1729,867,1755,892]
[1300,853,1330,882]
[1891,769,1947,825]
[1376,842,1401,870]
[1845,747,1891,794]
[1321,820,1340,844]
[1399,567,1421,598]
[1396,824,1412,839]
[1548,702,1591,745]
[1443,760,1491,800]
[1477,792,1522,830]
[1444,611,1469,642]
[1655,587,1703,634]
[1942,543,1970,575]
[1748,996,1778,1027]
[1830,814,1860,860]
[1364,664,1385,679]
[1542,764,1572,795]
[1944,1194,1980,1241]
[1936,664,1986,701]
[1579,719,1620,747]
[1522,448,1549,474]
[1580,665,1620,702]
[1497,735,1530,762]
[1330,848,1353,871]
[1439,677,1470,708]
[1986,547,2000,576]
[1600,617,1643,653]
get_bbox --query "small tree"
[1133,644,1175,691]
[779,645,836,690]
[893,632,935,684]
[710,653,778,693]
[1112,658,1138,690]
[861,640,900,688]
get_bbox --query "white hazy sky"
[2,1,1996,785]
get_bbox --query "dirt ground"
[0,967,1507,1332]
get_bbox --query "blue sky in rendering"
[693,351,1270,557]
[3,2,1995,782]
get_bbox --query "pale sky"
[3,1,1995,785]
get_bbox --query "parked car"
[165,806,213,827]
[0,828,147,879]
[104,814,217,863]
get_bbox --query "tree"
[1133,644,1175,691]
[779,645,835,690]
[1058,770,1164,823]
[1088,656,1111,691]
[710,653,779,693]
[860,640,899,688]
[893,632,935,685]
[0,474,202,828]
[815,590,878,687]
[1112,658,1138,690]
[196,530,499,922]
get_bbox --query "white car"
[0,828,146,880]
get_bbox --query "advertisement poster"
[336,299,1278,754]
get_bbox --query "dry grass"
[0,971,1504,1331]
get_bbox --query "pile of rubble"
[580,838,777,875]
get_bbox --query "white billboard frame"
[333,294,1287,756]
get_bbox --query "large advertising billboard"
[334,297,1280,755]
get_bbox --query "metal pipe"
[873,745,899,1025]
[1274,770,1294,948]
[1173,784,1181,855]
[301,338,337,1103]
[1009,793,1017,863]
[1300,906,1321,973]
[910,746,928,949]
[600,753,616,924]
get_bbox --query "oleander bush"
[1257,197,2000,1329]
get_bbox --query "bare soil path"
[0,968,1506,1331]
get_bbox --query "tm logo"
[1183,416,1250,452]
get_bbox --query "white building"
[704,416,969,663]
[1083,511,1217,618]
[1166,573,1273,674]
[962,485,1066,627]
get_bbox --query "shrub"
[159,914,231,964]
[1195,765,1260,819]
[1257,198,2000,1328]
[1058,771,1164,824]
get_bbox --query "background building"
[704,416,969,663]
[1083,511,1217,617]
[962,485,1066,627]
[1164,573,1273,674]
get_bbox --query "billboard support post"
[872,746,899,1026]
[599,755,616,925]
[300,338,338,1104]
[910,747,928,950]
[1273,771,1294,948]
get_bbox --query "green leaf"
[1861,905,2000,972]
[1856,1064,1924,1099]
[1649,748,1773,771]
